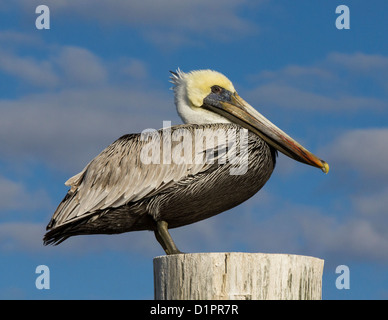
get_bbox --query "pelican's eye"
[211,85,223,94]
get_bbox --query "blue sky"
[0,0,387,299]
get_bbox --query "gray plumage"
[44,69,328,254]
[43,123,276,245]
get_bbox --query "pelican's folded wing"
[46,124,237,230]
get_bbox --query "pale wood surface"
[154,252,324,300]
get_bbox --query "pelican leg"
[154,229,169,254]
[154,220,182,255]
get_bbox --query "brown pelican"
[44,69,329,254]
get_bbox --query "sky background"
[0,0,387,299]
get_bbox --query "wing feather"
[47,124,234,229]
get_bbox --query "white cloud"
[328,52,388,72]
[297,211,388,263]
[54,46,107,86]
[117,58,149,80]
[247,83,386,112]
[0,223,44,252]
[3,187,388,264]
[253,52,388,84]
[246,52,388,113]
[0,221,161,255]
[0,176,50,212]
[256,201,388,263]
[62,0,256,34]
[0,49,59,87]
[354,187,388,217]
[248,83,333,110]
[11,0,260,48]
[327,52,388,90]
[168,196,388,264]
[323,128,388,178]
[305,127,388,262]
[0,43,179,173]
[0,28,386,267]
[0,45,109,88]
[0,85,176,173]
[252,64,335,84]
[0,30,43,47]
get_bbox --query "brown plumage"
[44,69,328,254]
[44,123,276,245]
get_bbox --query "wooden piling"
[154,252,324,300]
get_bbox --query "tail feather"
[43,220,83,245]
[43,229,70,246]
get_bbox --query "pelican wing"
[47,124,237,229]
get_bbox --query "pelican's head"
[171,69,236,124]
[170,69,329,173]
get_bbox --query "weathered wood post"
[154,252,324,300]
